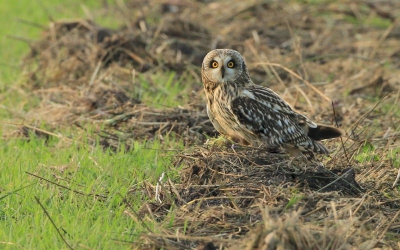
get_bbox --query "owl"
[201,49,343,159]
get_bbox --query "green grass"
[0,0,121,84]
[0,135,180,248]
[138,71,192,108]
[285,192,303,210]
[344,14,392,29]
[0,1,186,248]
[354,142,380,163]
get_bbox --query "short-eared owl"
[201,49,343,159]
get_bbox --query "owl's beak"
[221,66,225,79]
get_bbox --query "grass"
[285,193,303,210]
[0,1,108,83]
[0,135,181,248]
[0,1,186,248]
[138,71,192,108]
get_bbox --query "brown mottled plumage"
[201,49,343,159]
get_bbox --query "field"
[1,0,400,249]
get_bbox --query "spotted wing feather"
[246,85,317,129]
[231,95,328,154]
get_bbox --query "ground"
[1,0,400,249]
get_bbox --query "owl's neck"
[206,82,239,107]
[220,82,240,97]
[203,74,253,105]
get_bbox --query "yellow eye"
[227,61,235,68]
[211,61,219,68]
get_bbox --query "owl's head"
[202,49,249,86]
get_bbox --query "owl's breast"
[208,89,257,145]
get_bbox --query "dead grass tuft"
[130,145,399,249]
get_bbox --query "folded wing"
[245,85,317,129]
[231,94,329,154]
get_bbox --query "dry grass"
[132,145,398,249]
[4,0,400,249]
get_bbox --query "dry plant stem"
[88,62,102,87]
[183,196,255,207]
[119,194,153,233]
[146,233,232,243]
[35,197,73,250]
[317,168,361,193]
[16,18,47,29]
[26,172,107,199]
[392,167,400,188]
[294,84,314,113]
[0,183,36,200]
[246,42,288,90]
[379,209,400,240]
[286,20,309,81]
[254,62,331,102]
[369,18,399,59]
[348,93,389,137]
[6,35,37,44]
[2,121,69,140]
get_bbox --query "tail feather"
[311,140,329,154]
[307,124,343,141]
